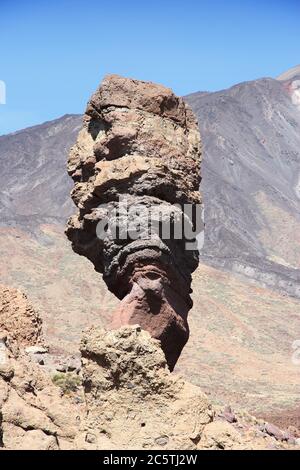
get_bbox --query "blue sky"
[0,0,299,135]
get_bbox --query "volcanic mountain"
[185,66,300,297]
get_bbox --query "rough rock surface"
[0,351,83,450]
[75,325,299,450]
[76,325,212,450]
[66,75,202,369]
[0,286,83,450]
[0,288,298,450]
[0,284,43,352]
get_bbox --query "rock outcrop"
[0,286,83,450]
[0,348,83,450]
[66,75,202,369]
[0,287,298,450]
[76,325,212,450]
[74,325,300,450]
[0,284,43,353]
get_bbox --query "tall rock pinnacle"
[66,75,202,369]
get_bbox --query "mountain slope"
[277,64,300,81]
[0,114,82,232]
[185,72,300,297]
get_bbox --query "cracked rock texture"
[0,284,43,353]
[66,75,202,369]
[72,325,300,450]
[76,325,212,450]
[0,286,83,450]
[0,287,298,450]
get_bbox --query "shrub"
[52,372,81,394]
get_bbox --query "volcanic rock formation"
[66,75,202,369]
[1,286,298,450]
[0,284,43,352]
[76,325,299,450]
[0,285,82,450]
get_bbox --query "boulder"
[75,325,213,450]
[0,284,43,352]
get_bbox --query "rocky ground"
[1,285,299,450]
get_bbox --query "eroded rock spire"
[66,75,202,369]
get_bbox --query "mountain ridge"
[185,72,300,297]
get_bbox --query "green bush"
[52,372,81,394]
